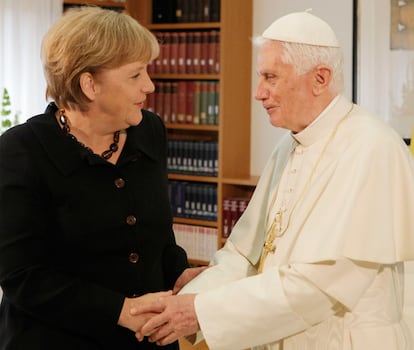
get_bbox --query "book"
[207,30,219,74]
[185,81,195,124]
[161,32,171,74]
[175,0,184,23]
[185,31,194,74]
[207,82,216,125]
[154,32,163,74]
[222,198,231,238]
[155,81,165,122]
[193,81,201,125]
[146,90,155,113]
[210,0,220,22]
[192,31,201,74]
[199,82,208,125]
[177,81,187,123]
[169,32,179,74]
[214,81,220,125]
[152,0,177,23]
[178,32,187,74]
[202,0,211,22]
[163,82,172,123]
[200,31,209,74]
[170,81,179,123]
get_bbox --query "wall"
[250,0,354,175]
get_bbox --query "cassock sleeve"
[191,258,378,350]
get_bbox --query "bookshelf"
[63,0,256,266]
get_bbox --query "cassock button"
[126,215,137,226]
[129,252,139,263]
[114,178,125,188]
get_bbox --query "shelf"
[168,173,218,183]
[150,74,220,81]
[166,123,219,132]
[173,217,218,228]
[148,23,221,30]
[221,176,259,187]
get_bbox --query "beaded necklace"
[58,108,120,160]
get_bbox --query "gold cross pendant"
[257,211,282,273]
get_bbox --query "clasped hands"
[118,266,207,346]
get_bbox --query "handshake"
[118,266,207,346]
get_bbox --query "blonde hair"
[41,6,159,111]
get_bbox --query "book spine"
[170,32,179,74]
[163,81,172,123]
[154,81,164,120]
[199,82,208,125]
[185,81,195,124]
[177,81,187,123]
[161,32,171,74]
[192,81,201,125]
[192,31,201,74]
[185,31,194,74]
[178,32,187,74]
[170,81,178,123]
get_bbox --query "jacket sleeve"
[192,259,378,350]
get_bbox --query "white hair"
[253,36,344,94]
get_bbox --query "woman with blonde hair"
[0,6,190,349]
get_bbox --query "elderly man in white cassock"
[132,11,414,350]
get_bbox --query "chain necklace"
[58,108,121,160]
[257,104,354,273]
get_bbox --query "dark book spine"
[170,81,179,124]
[210,0,220,22]
[163,82,172,123]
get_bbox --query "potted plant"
[1,88,19,134]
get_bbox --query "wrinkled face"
[91,61,155,130]
[255,41,314,133]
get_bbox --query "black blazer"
[0,103,189,349]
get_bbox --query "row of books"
[222,197,250,238]
[173,223,218,262]
[147,81,219,125]
[149,31,220,75]
[152,0,220,24]
[169,181,217,221]
[168,140,218,176]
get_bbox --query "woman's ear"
[79,72,97,101]
[312,65,332,95]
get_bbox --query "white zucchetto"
[262,10,340,48]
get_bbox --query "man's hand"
[173,266,209,294]
[131,294,199,345]
[117,291,172,332]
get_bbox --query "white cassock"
[180,95,414,350]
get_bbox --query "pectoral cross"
[258,211,282,273]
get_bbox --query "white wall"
[250,0,354,175]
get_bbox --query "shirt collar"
[291,95,352,147]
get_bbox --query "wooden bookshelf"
[63,0,255,266]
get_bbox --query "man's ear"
[312,65,332,95]
[79,72,97,101]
